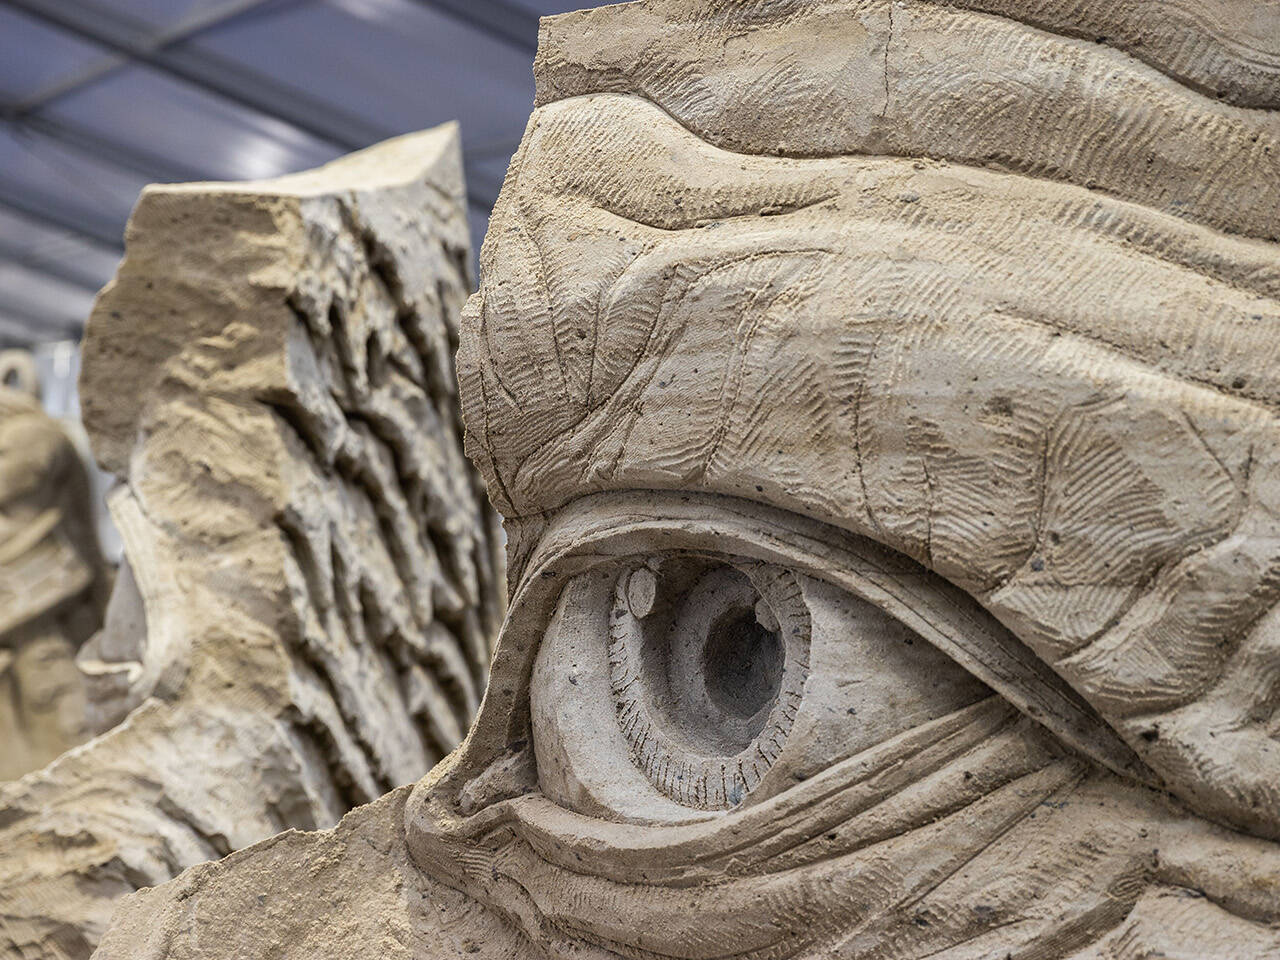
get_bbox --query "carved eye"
[531,550,991,822]
[606,558,809,809]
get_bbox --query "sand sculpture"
[97,0,1280,956]
[0,126,502,960]
[0,349,106,782]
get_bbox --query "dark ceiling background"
[0,0,610,347]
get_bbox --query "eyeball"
[531,550,991,823]
[607,558,809,809]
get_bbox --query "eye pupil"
[602,558,810,809]
[702,608,784,726]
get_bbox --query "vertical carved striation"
[0,125,502,960]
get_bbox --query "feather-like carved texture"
[459,1,1280,845]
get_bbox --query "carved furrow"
[0,126,501,960]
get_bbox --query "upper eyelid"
[444,489,1150,804]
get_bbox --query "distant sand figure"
[0,349,107,781]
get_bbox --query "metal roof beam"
[1,0,390,150]
[415,0,539,56]
[13,0,291,114]
[1,110,208,184]
[0,241,107,294]
[0,178,124,251]
[0,302,82,344]
[4,1,507,214]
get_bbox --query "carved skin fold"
[404,496,1280,958]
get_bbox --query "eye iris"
[702,608,783,726]
[608,557,810,810]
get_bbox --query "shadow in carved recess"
[0,125,503,960]
[97,1,1280,958]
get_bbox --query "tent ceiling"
[0,0,605,346]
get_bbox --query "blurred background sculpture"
[0,125,503,960]
[97,0,1280,957]
[0,348,106,782]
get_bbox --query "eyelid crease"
[442,696,1026,887]
[436,489,1154,809]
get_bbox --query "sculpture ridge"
[95,2,1280,957]
[0,126,501,960]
